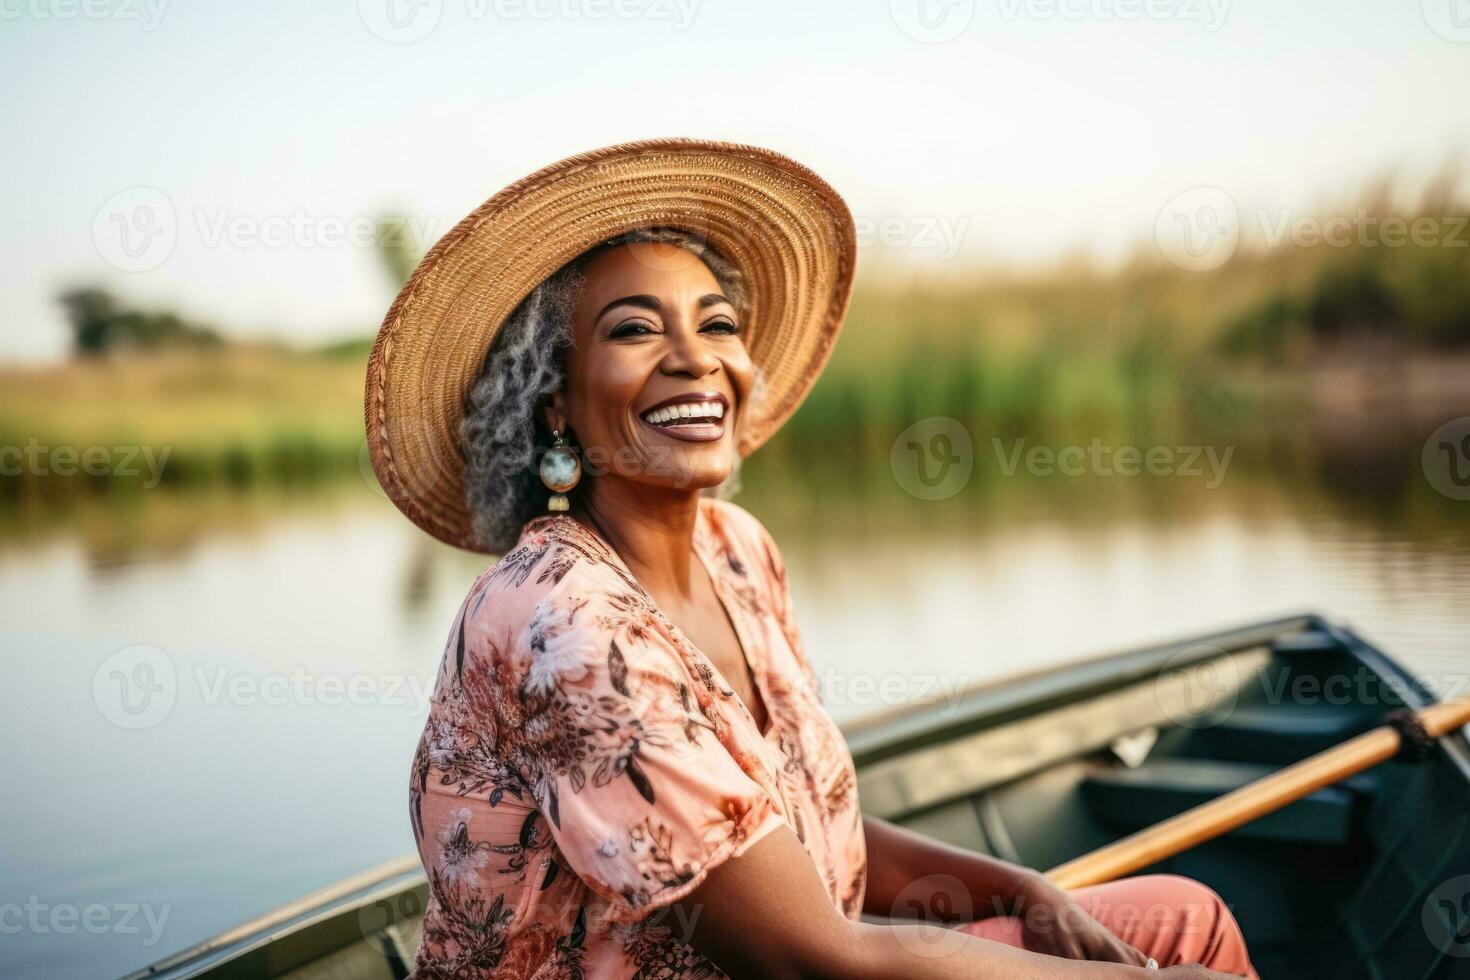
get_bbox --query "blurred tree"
[1310,261,1398,338]
[58,288,222,357]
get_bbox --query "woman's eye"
[701,318,741,335]
[609,320,656,338]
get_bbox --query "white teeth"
[641,401,726,425]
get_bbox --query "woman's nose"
[659,325,721,378]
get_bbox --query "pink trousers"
[957,874,1259,978]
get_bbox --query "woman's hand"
[1011,873,1152,966]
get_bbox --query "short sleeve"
[498,591,786,923]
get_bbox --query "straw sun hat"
[364,138,857,552]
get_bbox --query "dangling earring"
[539,428,581,512]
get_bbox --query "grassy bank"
[0,348,365,499]
[4,187,1467,505]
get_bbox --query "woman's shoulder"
[492,513,605,583]
[449,501,787,665]
[441,515,657,717]
[463,514,633,626]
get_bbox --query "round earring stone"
[540,446,581,493]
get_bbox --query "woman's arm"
[672,824,1193,980]
[862,812,1041,921]
[861,813,1152,967]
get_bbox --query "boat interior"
[127,615,1470,980]
[847,615,1470,980]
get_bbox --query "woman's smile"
[636,391,729,443]
[553,240,755,490]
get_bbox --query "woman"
[365,139,1258,980]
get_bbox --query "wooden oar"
[1046,696,1470,890]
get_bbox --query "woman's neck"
[572,478,703,600]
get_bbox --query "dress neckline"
[536,498,777,741]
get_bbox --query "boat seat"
[1081,758,1370,845]
[1191,701,1368,762]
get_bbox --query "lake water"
[4,459,1470,978]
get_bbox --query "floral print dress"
[408,497,868,979]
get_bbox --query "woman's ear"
[540,391,566,435]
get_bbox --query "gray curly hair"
[461,228,749,553]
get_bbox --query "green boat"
[122,614,1470,980]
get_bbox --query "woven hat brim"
[364,138,857,553]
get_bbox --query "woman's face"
[551,241,754,494]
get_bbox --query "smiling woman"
[363,139,1257,979]
[459,227,751,553]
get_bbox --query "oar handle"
[1045,696,1470,890]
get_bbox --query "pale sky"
[3,0,1468,362]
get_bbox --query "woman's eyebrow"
[595,294,662,321]
[697,293,732,309]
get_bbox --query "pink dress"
[407,497,868,978]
